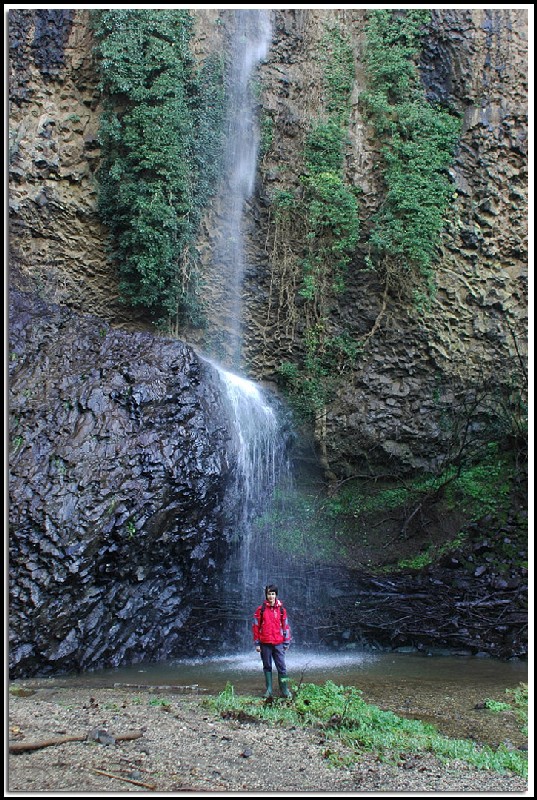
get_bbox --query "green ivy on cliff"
[276,25,360,422]
[300,121,360,301]
[92,10,225,328]
[300,26,359,304]
[361,9,462,299]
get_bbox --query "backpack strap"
[259,601,266,628]
[259,601,286,635]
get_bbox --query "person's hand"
[283,643,289,652]
[255,645,261,652]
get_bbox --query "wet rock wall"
[9,290,236,678]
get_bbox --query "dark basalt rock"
[32,9,74,78]
[8,290,237,678]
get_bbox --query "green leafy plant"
[12,435,24,451]
[93,10,225,329]
[273,24,360,425]
[299,28,359,303]
[206,680,527,777]
[484,699,512,713]
[361,9,462,297]
[148,697,172,707]
[442,449,515,520]
[485,684,528,736]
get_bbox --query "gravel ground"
[7,686,529,795]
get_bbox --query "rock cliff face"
[8,8,527,476]
[244,8,528,475]
[8,10,528,676]
[9,290,236,677]
[9,11,115,320]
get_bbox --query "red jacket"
[252,599,291,645]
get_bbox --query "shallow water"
[16,648,527,749]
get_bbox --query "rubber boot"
[278,674,292,699]
[263,670,273,699]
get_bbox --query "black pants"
[260,643,287,675]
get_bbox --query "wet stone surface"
[9,290,237,678]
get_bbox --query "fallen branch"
[110,731,144,742]
[91,768,156,790]
[9,735,86,753]
[9,729,143,754]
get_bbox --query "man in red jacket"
[252,584,292,699]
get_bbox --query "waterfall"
[212,362,292,633]
[201,11,320,649]
[216,368,280,538]
[211,9,272,369]
[213,358,322,649]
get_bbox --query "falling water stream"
[213,364,289,604]
[211,9,272,369]
[199,10,314,641]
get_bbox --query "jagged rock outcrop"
[8,290,237,678]
[8,9,152,329]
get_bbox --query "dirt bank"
[7,685,528,794]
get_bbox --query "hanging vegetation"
[275,11,463,424]
[275,25,360,423]
[361,9,462,303]
[92,10,226,329]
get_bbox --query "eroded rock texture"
[9,290,236,678]
[8,9,149,328]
